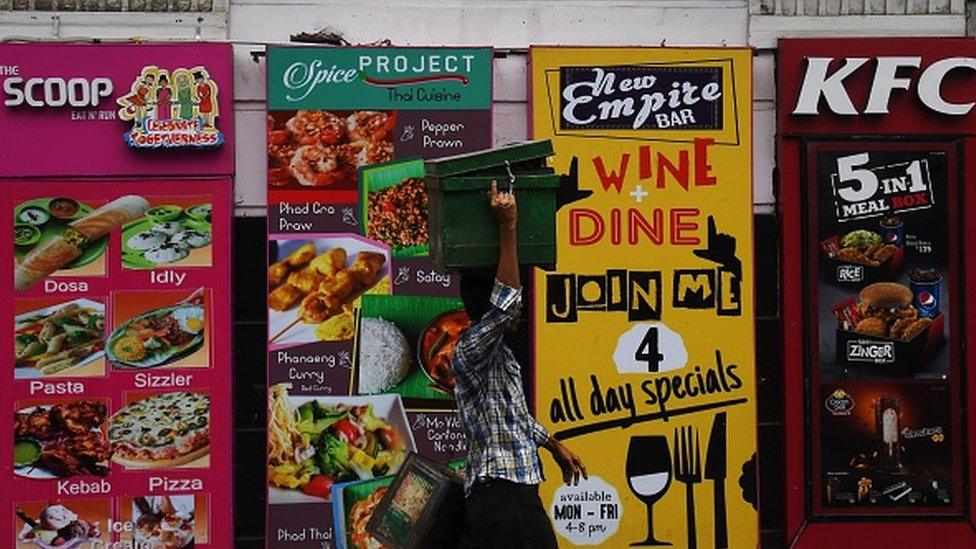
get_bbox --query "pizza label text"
[149,476,204,492]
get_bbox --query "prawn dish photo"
[360,158,429,258]
[268,110,396,190]
[366,176,429,256]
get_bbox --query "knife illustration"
[705,412,728,549]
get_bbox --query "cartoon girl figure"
[174,71,195,121]
[155,73,172,120]
[193,69,218,129]
[118,68,157,127]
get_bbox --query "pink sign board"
[0,43,235,178]
[2,179,233,548]
[0,41,234,549]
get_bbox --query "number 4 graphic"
[635,326,664,373]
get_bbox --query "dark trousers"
[458,478,558,549]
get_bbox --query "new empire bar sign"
[559,65,724,130]
[532,47,757,549]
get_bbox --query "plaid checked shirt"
[453,279,550,496]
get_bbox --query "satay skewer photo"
[269,247,386,343]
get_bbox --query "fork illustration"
[674,426,702,549]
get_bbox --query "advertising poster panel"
[778,37,976,547]
[530,47,758,548]
[0,43,234,548]
[807,142,961,515]
[264,46,492,548]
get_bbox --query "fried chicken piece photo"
[889,317,915,340]
[14,408,58,440]
[900,318,932,342]
[53,400,108,435]
[854,317,888,337]
[38,432,111,477]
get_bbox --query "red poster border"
[779,36,976,547]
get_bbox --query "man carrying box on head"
[454,181,587,549]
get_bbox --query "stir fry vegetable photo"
[267,385,416,504]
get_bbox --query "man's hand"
[545,437,588,486]
[490,180,517,230]
[491,180,520,289]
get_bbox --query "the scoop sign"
[4,76,113,108]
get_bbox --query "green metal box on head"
[425,140,561,270]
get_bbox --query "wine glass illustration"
[627,435,672,546]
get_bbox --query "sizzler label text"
[559,65,723,131]
[831,153,935,222]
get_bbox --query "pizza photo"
[108,392,210,469]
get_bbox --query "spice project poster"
[530,47,758,547]
[264,46,492,548]
[806,141,962,515]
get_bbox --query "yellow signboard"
[531,47,757,548]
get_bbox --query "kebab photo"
[15,195,150,292]
[268,241,389,344]
[14,399,111,479]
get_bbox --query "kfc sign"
[793,56,976,116]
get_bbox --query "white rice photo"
[358,317,411,394]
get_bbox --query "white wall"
[1,0,968,215]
